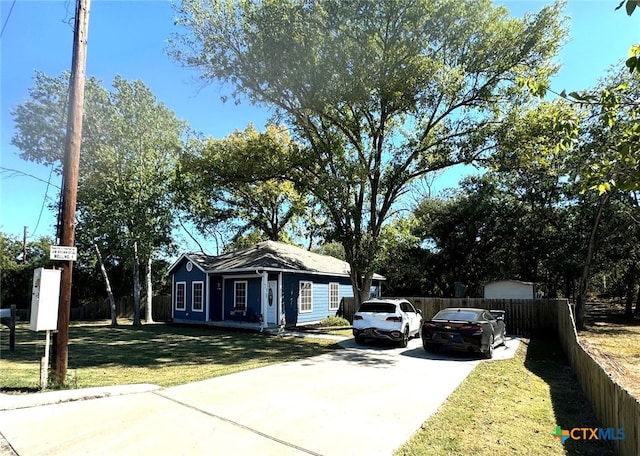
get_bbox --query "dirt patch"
[578,301,640,401]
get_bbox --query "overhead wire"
[0,166,61,238]
[0,0,17,39]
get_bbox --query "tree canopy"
[11,72,187,324]
[176,124,307,247]
[170,0,567,302]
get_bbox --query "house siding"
[168,245,386,326]
[484,280,536,300]
[282,273,353,325]
[223,276,263,322]
[172,259,207,322]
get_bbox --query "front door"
[210,276,223,321]
[266,281,278,325]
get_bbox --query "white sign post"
[30,268,61,390]
[50,246,78,261]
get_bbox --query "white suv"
[352,299,423,347]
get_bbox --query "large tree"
[170,0,566,304]
[566,68,640,327]
[11,73,186,324]
[177,124,307,247]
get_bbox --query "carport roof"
[169,240,385,279]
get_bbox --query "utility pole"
[52,0,90,387]
[22,226,27,264]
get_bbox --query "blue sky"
[1,0,638,252]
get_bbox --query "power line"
[0,166,61,189]
[32,164,58,237]
[0,165,61,238]
[0,0,17,39]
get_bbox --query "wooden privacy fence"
[342,296,640,453]
[341,297,561,337]
[557,301,640,456]
[70,295,172,322]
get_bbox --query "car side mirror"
[417,309,422,314]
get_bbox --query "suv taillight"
[353,315,363,320]
[386,316,402,322]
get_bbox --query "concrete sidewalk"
[0,337,520,456]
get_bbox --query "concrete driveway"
[0,336,519,456]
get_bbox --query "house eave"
[166,253,207,276]
[203,267,385,281]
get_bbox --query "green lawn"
[0,322,340,391]
[1,323,617,455]
[395,338,616,456]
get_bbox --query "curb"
[0,383,160,411]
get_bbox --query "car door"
[483,311,498,343]
[402,301,420,333]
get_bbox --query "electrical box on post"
[30,268,61,331]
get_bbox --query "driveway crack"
[153,390,323,456]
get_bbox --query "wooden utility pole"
[22,226,27,263]
[53,0,90,387]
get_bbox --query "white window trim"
[175,281,186,311]
[299,281,313,314]
[192,281,204,312]
[233,280,248,314]
[329,282,340,311]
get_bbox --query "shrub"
[319,315,350,327]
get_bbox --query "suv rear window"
[357,302,396,313]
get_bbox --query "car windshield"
[433,309,481,322]
[357,302,396,313]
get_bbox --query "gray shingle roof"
[179,240,384,279]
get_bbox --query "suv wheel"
[399,327,409,348]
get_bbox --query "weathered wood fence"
[341,296,640,455]
[341,297,561,337]
[70,295,172,322]
[557,301,640,456]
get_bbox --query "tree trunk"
[94,244,118,326]
[145,256,154,323]
[576,193,610,330]
[635,279,640,316]
[350,266,373,311]
[624,261,637,318]
[133,241,141,326]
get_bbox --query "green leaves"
[616,0,640,16]
[171,0,566,293]
[12,71,186,277]
[626,44,640,73]
[177,124,308,242]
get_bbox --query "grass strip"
[395,338,616,456]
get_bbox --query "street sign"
[50,246,78,261]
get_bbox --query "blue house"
[167,240,385,328]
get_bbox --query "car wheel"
[484,335,494,359]
[423,341,435,352]
[399,327,409,348]
[355,335,365,345]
